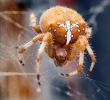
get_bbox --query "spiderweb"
[0,0,110,100]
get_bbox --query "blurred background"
[0,0,110,100]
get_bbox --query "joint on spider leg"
[77,64,83,73]
[36,42,47,87]
[36,74,41,86]
[90,54,96,63]
[30,13,37,26]
[18,57,25,66]
[36,63,41,86]
[37,74,40,80]
[18,47,26,54]
[36,54,42,63]
[89,54,96,72]
[17,47,26,66]
[36,60,41,86]
[85,27,92,39]
[36,75,41,86]
[36,64,41,86]
[19,59,25,66]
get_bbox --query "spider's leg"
[17,34,44,66]
[85,27,92,39]
[86,44,96,72]
[77,51,84,73]
[84,27,96,72]
[36,42,46,86]
[30,13,41,33]
[61,51,84,77]
[36,32,53,86]
[61,35,88,77]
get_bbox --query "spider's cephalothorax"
[17,6,96,85]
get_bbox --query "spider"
[17,6,96,86]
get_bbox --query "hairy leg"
[30,13,41,33]
[85,27,92,39]
[36,42,46,86]
[61,51,84,77]
[61,35,87,77]
[17,34,44,66]
[36,32,53,86]
[86,44,96,72]
[77,51,84,72]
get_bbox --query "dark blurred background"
[0,0,110,100]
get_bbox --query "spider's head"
[54,48,68,66]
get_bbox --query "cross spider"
[17,6,96,86]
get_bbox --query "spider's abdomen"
[40,6,86,45]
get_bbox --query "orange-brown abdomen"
[40,6,86,45]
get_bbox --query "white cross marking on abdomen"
[59,20,73,45]
[58,20,80,45]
